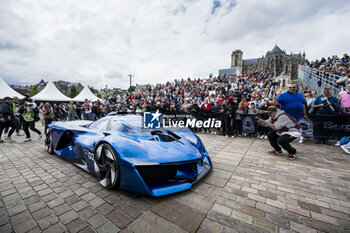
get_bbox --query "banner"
[241,114,258,134]
[298,118,314,138]
[309,114,350,139]
[156,111,350,139]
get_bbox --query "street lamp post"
[128,74,134,88]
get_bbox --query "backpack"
[33,106,40,122]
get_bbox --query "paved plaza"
[0,126,350,233]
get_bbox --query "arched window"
[235,55,238,66]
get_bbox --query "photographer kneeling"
[257,106,301,160]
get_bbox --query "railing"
[298,65,346,96]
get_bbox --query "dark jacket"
[0,101,14,122]
[228,100,237,118]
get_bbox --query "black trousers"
[224,116,232,136]
[0,121,15,138]
[267,131,297,154]
[234,119,242,135]
[44,118,52,132]
[4,118,20,134]
[23,121,41,139]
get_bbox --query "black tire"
[45,129,54,154]
[93,143,120,189]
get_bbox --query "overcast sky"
[0,0,349,89]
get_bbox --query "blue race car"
[45,113,212,197]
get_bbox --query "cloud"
[0,0,349,89]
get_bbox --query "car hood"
[109,134,203,165]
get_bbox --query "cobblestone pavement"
[1,126,350,233]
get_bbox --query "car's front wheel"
[93,143,119,189]
[45,129,54,154]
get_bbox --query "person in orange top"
[239,97,250,109]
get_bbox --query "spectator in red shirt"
[217,94,224,106]
[201,98,211,115]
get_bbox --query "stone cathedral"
[231,45,305,79]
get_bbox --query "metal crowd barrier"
[297,65,346,97]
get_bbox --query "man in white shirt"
[257,106,301,160]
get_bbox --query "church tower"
[231,50,243,75]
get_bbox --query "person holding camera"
[257,106,301,160]
[0,97,17,143]
[20,103,42,142]
[42,102,53,132]
[312,87,339,144]
[313,88,338,114]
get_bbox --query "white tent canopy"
[0,76,25,99]
[32,81,72,102]
[73,86,101,102]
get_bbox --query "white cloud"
[0,0,349,89]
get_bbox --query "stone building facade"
[231,45,305,79]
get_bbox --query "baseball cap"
[3,96,12,100]
[229,96,234,100]
[264,106,278,114]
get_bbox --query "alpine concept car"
[45,113,212,197]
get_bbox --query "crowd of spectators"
[1,67,350,147]
[65,71,282,138]
[1,71,281,141]
[303,53,350,86]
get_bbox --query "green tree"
[128,85,136,93]
[89,86,97,94]
[70,85,79,98]
[97,93,102,98]
[28,84,39,97]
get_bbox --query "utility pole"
[128,74,134,88]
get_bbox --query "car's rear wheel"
[45,129,54,154]
[93,143,119,189]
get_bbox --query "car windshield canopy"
[109,115,144,134]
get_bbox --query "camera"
[270,81,281,86]
[24,103,34,107]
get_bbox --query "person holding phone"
[313,88,338,114]
[312,87,339,144]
